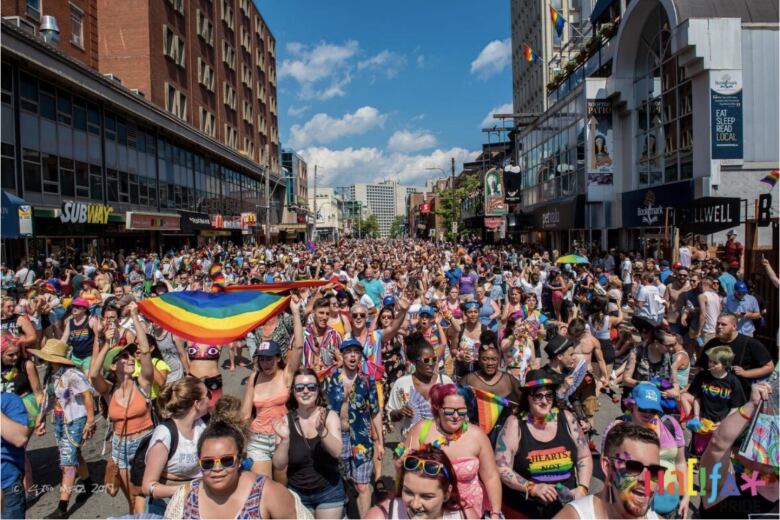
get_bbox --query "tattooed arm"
[564,410,592,498]
[495,416,528,491]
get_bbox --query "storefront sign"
[420,202,431,214]
[484,168,507,216]
[675,197,740,234]
[504,164,522,203]
[241,212,257,228]
[60,201,113,225]
[18,206,32,236]
[530,196,585,230]
[179,212,212,233]
[484,216,504,229]
[622,181,694,228]
[710,70,743,160]
[125,211,181,231]
[586,100,614,185]
[209,214,242,230]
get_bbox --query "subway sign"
[60,201,113,225]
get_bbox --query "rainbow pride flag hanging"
[138,290,290,345]
[761,169,779,188]
[549,6,565,38]
[470,386,511,435]
[523,44,541,65]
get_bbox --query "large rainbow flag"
[221,280,330,294]
[470,386,512,435]
[138,290,290,345]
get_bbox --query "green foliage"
[355,214,380,238]
[436,174,481,240]
[389,215,405,238]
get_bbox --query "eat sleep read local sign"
[674,197,741,234]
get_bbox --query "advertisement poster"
[17,205,32,236]
[484,168,507,216]
[504,164,522,203]
[710,70,743,160]
[586,100,613,185]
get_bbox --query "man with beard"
[554,422,662,519]
[664,267,690,336]
[302,297,343,372]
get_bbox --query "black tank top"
[503,412,579,517]
[286,411,341,491]
[1,314,20,337]
[68,317,94,358]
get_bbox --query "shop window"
[73,98,87,131]
[57,91,72,125]
[19,73,38,113]
[60,157,75,196]
[89,164,103,201]
[75,161,89,198]
[42,153,59,193]
[87,103,100,135]
[106,168,118,202]
[40,84,56,120]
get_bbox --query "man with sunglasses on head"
[555,422,662,519]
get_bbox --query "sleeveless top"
[1,359,32,396]
[68,317,94,358]
[182,474,266,519]
[286,411,340,491]
[588,315,610,340]
[568,495,660,519]
[632,344,672,383]
[108,383,154,435]
[380,497,464,519]
[0,314,20,337]
[477,298,495,328]
[675,350,690,389]
[187,343,221,361]
[251,385,289,435]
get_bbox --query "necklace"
[476,372,501,387]
[524,407,559,427]
[427,419,468,449]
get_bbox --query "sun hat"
[70,297,90,309]
[27,339,75,366]
[521,369,560,390]
[102,344,137,372]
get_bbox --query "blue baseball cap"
[419,305,435,317]
[734,281,749,294]
[339,338,363,352]
[631,383,663,414]
[253,340,281,357]
[382,296,396,306]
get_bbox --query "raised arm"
[381,296,410,343]
[284,295,304,381]
[129,302,153,393]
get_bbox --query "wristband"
[577,484,589,494]
[525,481,536,500]
[737,405,753,421]
[148,482,157,499]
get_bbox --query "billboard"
[484,168,507,216]
[586,100,613,185]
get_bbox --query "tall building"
[279,149,309,241]
[309,187,343,241]
[510,0,590,115]
[337,180,424,237]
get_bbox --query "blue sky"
[256,0,513,187]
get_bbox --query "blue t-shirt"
[723,294,760,336]
[362,278,385,307]
[1,392,27,490]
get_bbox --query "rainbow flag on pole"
[470,386,511,435]
[138,290,290,345]
[523,44,541,64]
[550,6,565,38]
[761,169,779,188]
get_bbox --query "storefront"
[674,197,741,235]
[125,211,181,253]
[621,181,695,255]
[529,195,586,251]
[175,211,213,249]
[209,214,244,244]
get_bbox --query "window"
[1,64,12,105]
[1,143,15,191]
[57,91,72,125]
[221,0,234,31]
[162,25,185,68]
[243,137,255,158]
[87,103,100,135]
[222,41,236,69]
[199,107,216,137]
[239,0,250,16]
[39,84,56,120]
[23,148,41,193]
[240,25,251,51]
[196,9,214,46]
[254,15,263,39]
[164,83,187,120]
[256,80,265,101]
[73,97,87,130]
[167,0,184,15]
[198,58,215,91]
[26,0,40,20]
[42,153,59,193]
[89,164,103,200]
[74,161,89,197]
[106,169,118,202]
[241,63,252,87]
[60,158,75,196]
[242,100,253,123]
[70,4,84,48]
[19,73,38,113]
[222,82,236,110]
[224,124,238,149]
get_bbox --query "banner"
[241,212,257,228]
[504,164,522,203]
[710,70,743,161]
[125,211,180,231]
[420,202,431,214]
[484,216,504,229]
[484,168,507,216]
[586,100,613,185]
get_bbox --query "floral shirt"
[323,368,379,465]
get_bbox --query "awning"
[1,191,32,239]
[590,0,617,24]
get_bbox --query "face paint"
[610,460,653,517]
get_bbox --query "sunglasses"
[403,456,449,479]
[637,407,659,416]
[199,455,238,472]
[294,383,318,393]
[419,357,436,366]
[441,407,468,417]
[608,456,665,480]
[531,392,555,402]
[352,313,367,319]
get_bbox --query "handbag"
[104,457,121,497]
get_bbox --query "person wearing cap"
[495,369,592,519]
[601,383,689,517]
[61,296,100,374]
[29,338,96,519]
[322,337,382,518]
[723,229,743,273]
[723,280,761,336]
[413,304,449,372]
[242,294,304,478]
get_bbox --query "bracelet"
[577,483,589,494]
[737,405,753,421]
[148,482,157,499]
[525,481,536,500]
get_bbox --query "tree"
[388,216,405,238]
[355,214,380,238]
[435,173,481,240]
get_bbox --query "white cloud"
[470,39,511,80]
[288,106,388,149]
[358,50,406,78]
[287,105,310,117]
[416,54,426,68]
[480,102,514,128]
[387,130,438,153]
[298,146,479,187]
[279,40,358,100]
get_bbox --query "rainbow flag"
[306,241,317,253]
[221,280,330,294]
[138,290,290,345]
[549,7,565,38]
[761,169,779,188]
[470,386,510,435]
[523,44,540,64]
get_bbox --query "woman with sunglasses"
[452,300,484,379]
[601,383,688,518]
[500,315,538,383]
[367,447,465,519]
[495,370,592,519]
[401,383,502,519]
[272,368,343,518]
[178,420,296,519]
[377,307,406,400]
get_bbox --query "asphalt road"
[25,347,624,519]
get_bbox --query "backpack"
[129,420,178,487]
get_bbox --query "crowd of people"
[0,236,777,519]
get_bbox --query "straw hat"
[28,339,75,366]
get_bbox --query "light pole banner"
[710,70,743,161]
[484,168,507,216]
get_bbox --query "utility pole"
[264,144,271,246]
[451,156,458,236]
[312,165,317,241]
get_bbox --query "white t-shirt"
[51,367,93,422]
[635,284,664,325]
[146,419,207,479]
[621,259,633,285]
[679,246,692,268]
[387,373,453,435]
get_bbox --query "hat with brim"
[419,305,435,317]
[28,339,75,366]
[103,344,137,373]
[631,382,664,414]
[70,297,90,309]
[522,369,559,390]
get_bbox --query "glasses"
[199,455,238,472]
[403,456,449,479]
[637,407,659,416]
[352,313,367,319]
[531,392,555,402]
[294,383,318,393]
[419,357,436,366]
[608,457,665,480]
[441,407,468,417]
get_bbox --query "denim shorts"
[290,480,345,512]
[246,432,277,462]
[111,428,153,469]
[53,414,86,467]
